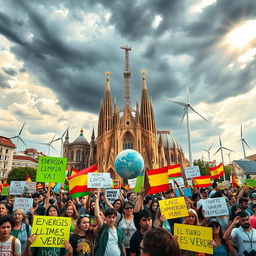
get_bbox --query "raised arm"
[223,216,239,240]
[93,191,103,233]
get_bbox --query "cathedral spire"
[103,72,113,132]
[64,127,69,143]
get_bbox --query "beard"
[241,223,250,229]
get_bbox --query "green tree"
[193,159,210,176]
[8,167,36,182]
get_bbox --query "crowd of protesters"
[1,180,256,256]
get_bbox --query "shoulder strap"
[11,236,16,253]
[26,224,30,236]
[117,214,123,226]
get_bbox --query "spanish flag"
[112,179,120,189]
[25,175,32,182]
[68,164,98,198]
[209,163,224,180]
[168,164,182,179]
[70,167,79,177]
[231,173,239,187]
[147,167,170,194]
[194,175,211,188]
[36,183,44,190]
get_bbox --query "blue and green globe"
[114,149,144,179]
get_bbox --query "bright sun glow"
[228,20,256,49]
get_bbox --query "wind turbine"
[214,133,233,181]
[40,135,57,156]
[225,151,232,164]
[203,144,213,161]
[240,124,251,159]
[52,126,70,157]
[10,121,27,150]
[169,83,208,166]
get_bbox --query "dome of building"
[72,129,89,144]
[158,131,182,149]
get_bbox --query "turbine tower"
[240,124,251,159]
[169,83,208,166]
[10,121,27,149]
[120,46,131,108]
[53,126,70,157]
[225,151,232,164]
[203,144,213,161]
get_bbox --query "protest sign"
[105,189,120,203]
[201,197,229,217]
[13,197,33,213]
[88,173,112,188]
[175,188,192,197]
[128,178,137,188]
[1,186,10,196]
[10,181,25,195]
[37,156,67,183]
[24,182,37,193]
[31,216,71,248]
[185,166,200,179]
[159,197,188,219]
[169,177,185,188]
[174,223,213,254]
[245,179,256,188]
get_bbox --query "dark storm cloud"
[3,68,17,76]
[0,74,10,88]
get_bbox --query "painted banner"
[1,186,10,196]
[201,197,229,217]
[175,188,192,197]
[31,216,71,247]
[185,166,200,179]
[159,197,188,220]
[105,189,120,203]
[169,177,185,188]
[36,156,67,183]
[10,181,25,195]
[245,179,256,188]
[174,223,213,254]
[13,197,33,213]
[88,173,112,188]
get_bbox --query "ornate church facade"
[63,47,187,178]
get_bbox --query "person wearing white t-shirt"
[0,216,22,256]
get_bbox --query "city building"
[0,136,16,180]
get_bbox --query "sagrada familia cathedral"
[63,47,187,179]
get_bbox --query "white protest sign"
[201,197,229,217]
[169,177,185,188]
[185,166,200,179]
[105,189,120,203]
[10,181,25,195]
[24,182,37,193]
[128,179,137,188]
[88,173,112,188]
[13,197,33,213]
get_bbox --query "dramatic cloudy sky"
[0,0,256,164]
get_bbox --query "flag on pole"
[25,175,32,182]
[147,166,170,194]
[209,163,224,180]
[68,164,98,198]
[194,175,211,188]
[231,173,239,187]
[168,164,182,180]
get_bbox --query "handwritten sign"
[201,197,229,217]
[10,181,25,195]
[169,177,185,188]
[37,156,67,183]
[175,188,192,197]
[31,216,71,248]
[105,189,120,203]
[245,179,256,188]
[24,182,37,193]
[159,197,188,219]
[13,197,33,213]
[128,179,137,188]
[88,173,112,188]
[174,223,213,254]
[185,166,200,179]
[1,186,10,196]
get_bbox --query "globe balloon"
[114,149,144,179]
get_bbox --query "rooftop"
[233,160,256,175]
[0,136,16,149]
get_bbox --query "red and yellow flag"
[194,175,211,188]
[209,163,224,180]
[168,164,182,180]
[70,167,79,177]
[231,173,239,187]
[112,179,120,189]
[26,175,32,182]
[147,166,170,194]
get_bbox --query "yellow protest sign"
[174,223,213,254]
[31,216,71,248]
[159,197,188,219]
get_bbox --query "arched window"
[76,150,81,162]
[123,133,134,150]
[71,151,74,161]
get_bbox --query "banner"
[185,166,200,179]
[105,189,120,203]
[174,223,213,254]
[88,173,112,188]
[10,181,25,195]
[159,197,188,220]
[201,197,229,217]
[31,216,71,247]
[245,179,256,188]
[13,198,33,213]
[1,186,10,196]
[24,182,37,193]
[37,156,67,183]
[175,188,192,197]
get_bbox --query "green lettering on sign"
[1,186,10,196]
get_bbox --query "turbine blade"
[189,105,208,121]
[52,138,61,142]
[186,82,190,104]
[179,107,187,127]
[209,144,213,151]
[19,122,26,136]
[50,144,57,152]
[169,100,187,107]
[243,139,251,149]
[10,136,18,139]
[19,137,27,147]
[50,135,55,143]
[214,148,221,156]
[222,147,233,152]
[240,124,243,138]
[61,125,70,138]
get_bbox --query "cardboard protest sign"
[175,188,192,197]
[159,197,188,220]
[31,216,71,248]
[37,156,67,183]
[13,198,33,213]
[169,177,185,188]
[185,166,200,179]
[128,178,137,188]
[201,197,229,217]
[245,179,256,188]
[10,181,25,195]
[24,182,37,193]
[88,173,112,188]
[174,223,213,254]
[1,186,10,196]
[105,189,120,203]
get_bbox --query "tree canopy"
[8,167,36,182]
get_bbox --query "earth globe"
[114,149,144,179]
